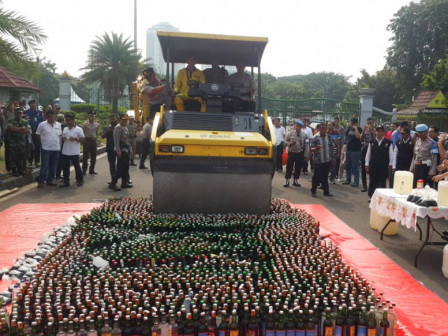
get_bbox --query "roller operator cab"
[151,32,276,214]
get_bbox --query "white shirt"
[274,125,286,146]
[36,121,61,151]
[62,125,85,156]
[303,126,313,139]
[365,137,395,167]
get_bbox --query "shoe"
[37,183,45,188]
[89,171,98,175]
[350,183,359,187]
[337,178,345,182]
[361,187,367,192]
[330,178,335,183]
[35,163,40,168]
[293,182,301,187]
[324,193,333,197]
[59,183,69,188]
[311,192,317,197]
[342,180,350,185]
[121,183,133,188]
[283,181,290,188]
[108,184,121,191]
[139,166,148,169]
[76,181,84,186]
[46,182,57,187]
[130,162,137,166]
[368,199,371,203]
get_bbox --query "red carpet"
[295,204,448,336]
[1,203,448,335]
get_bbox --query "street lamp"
[35,48,42,105]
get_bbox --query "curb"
[0,146,106,193]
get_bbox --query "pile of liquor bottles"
[0,197,397,336]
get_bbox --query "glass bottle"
[379,309,389,336]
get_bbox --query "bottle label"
[295,330,305,336]
[276,331,285,336]
[348,326,356,336]
[357,326,367,336]
[230,331,239,336]
[248,331,257,336]
[266,330,275,336]
[324,327,334,336]
[199,333,208,336]
[334,326,343,336]
[286,330,295,336]
[379,327,388,336]
[306,330,316,336]
[367,329,376,336]
[219,331,226,336]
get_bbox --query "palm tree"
[0,1,46,64]
[81,32,141,113]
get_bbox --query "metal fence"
[262,97,360,126]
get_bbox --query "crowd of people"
[0,100,153,191]
[274,117,448,200]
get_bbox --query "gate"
[262,97,360,126]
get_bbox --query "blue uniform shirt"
[25,108,44,131]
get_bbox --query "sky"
[4,0,412,82]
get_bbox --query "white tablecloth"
[369,188,448,231]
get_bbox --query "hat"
[14,102,22,110]
[295,120,304,126]
[142,67,154,76]
[415,124,428,132]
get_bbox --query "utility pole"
[134,0,137,50]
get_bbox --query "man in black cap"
[365,126,394,199]
[24,99,44,167]
[141,67,167,119]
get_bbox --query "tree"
[421,54,448,93]
[0,0,46,64]
[386,0,448,102]
[81,32,141,113]
[355,68,403,111]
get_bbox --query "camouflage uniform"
[7,117,30,174]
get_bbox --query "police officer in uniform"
[365,126,394,199]
[410,124,438,187]
[283,120,309,188]
[109,114,133,191]
[392,127,414,175]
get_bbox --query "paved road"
[1,154,447,303]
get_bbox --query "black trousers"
[150,104,162,119]
[82,138,97,173]
[139,138,150,168]
[30,133,41,164]
[312,162,331,194]
[276,143,284,170]
[361,145,368,188]
[285,151,304,179]
[413,164,430,188]
[368,165,388,197]
[62,154,83,184]
[107,150,117,180]
[112,151,130,185]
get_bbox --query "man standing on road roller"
[283,120,309,188]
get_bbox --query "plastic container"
[443,244,448,279]
[437,181,448,207]
[393,171,414,195]
[370,210,399,235]
[417,179,424,189]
